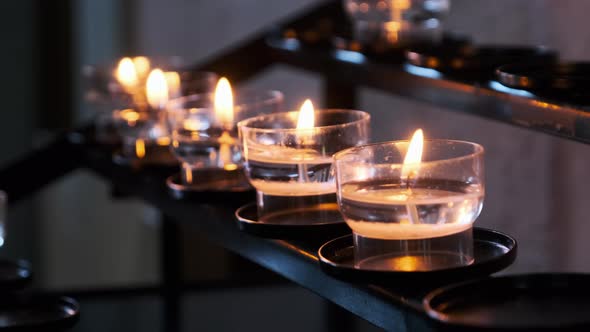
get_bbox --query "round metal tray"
[424,273,590,331]
[318,228,517,287]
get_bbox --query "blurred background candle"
[112,67,175,163]
[343,0,450,47]
[334,129,484,271]
[238,101,370,225]
[167,78,283,185]
[84,55,218,145]
[214,78,237,170]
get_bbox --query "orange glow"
[146,69,169,109]
[219,131,237,170]
[156,137,171,146]
[214,77,234,129]
[224,164,239,171]
[116,57,138,91]
[296,99,315,130]
[164,71,181,99]
[132,56,151,79]
[389,256,420,271]
[385,0,410,43]
[120,109,140,126]
[184,166,193,184]
[401,129,424,180]
[183,118,202,131]
[135,139,146,158]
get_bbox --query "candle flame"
[401,129,424,180]
[146,68,169,109]
[296,99,315,129]
[132,56,151,79]
[164,71,181,99]
[116,57,138,90]
[214,77,234,128]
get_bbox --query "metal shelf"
[194,0,590,145]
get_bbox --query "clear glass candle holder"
[83,56,217,144]
[166,90,283,184]
[112,106,174,163]
[333,139,484,271]
[343,0,450,46]
[238,110,370,225]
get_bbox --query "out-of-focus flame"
[401,129,424,180]
[385,0,411,43]
[296,99,315,130]
[132,56,151,79]
[146,69,169,109]
[116,57,138,91]
[214,77,234,129]
[164,71,181,99]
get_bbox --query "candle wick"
[405,170,417,190]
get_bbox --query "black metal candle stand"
[235,202,351,241]
[166,170,253,203]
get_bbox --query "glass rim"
[333,139,484,167]
[166,89,283,110]
[237,109,370,133]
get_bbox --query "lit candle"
[337,129,484,240]
[238,104,370,224]
[146,68,169,110]
[115,57,139,93]
[334,130,484,271]
[239,104,369,196]
[213,77,237,170]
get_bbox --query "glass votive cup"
[112,106,174,164]
[238,109,370,225]
[83,57,218,144]
[166,90,283,184]
[333,139,484,271]
[343,0,450,47]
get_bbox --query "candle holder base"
[166,171,253,202]
[424,273,590,330]
[235,203,350,240]
[0,293,79,330]
[353,228,475,272]
[318,228,516,287]
[406,45,556,81]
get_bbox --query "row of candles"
[96,56,484,272]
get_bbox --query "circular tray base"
[424,273,590,331]
[318,228,517,286]
[406,45,556,80]
[496,62,590,104]
[235,203,351,240]
[0,294,80,331]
